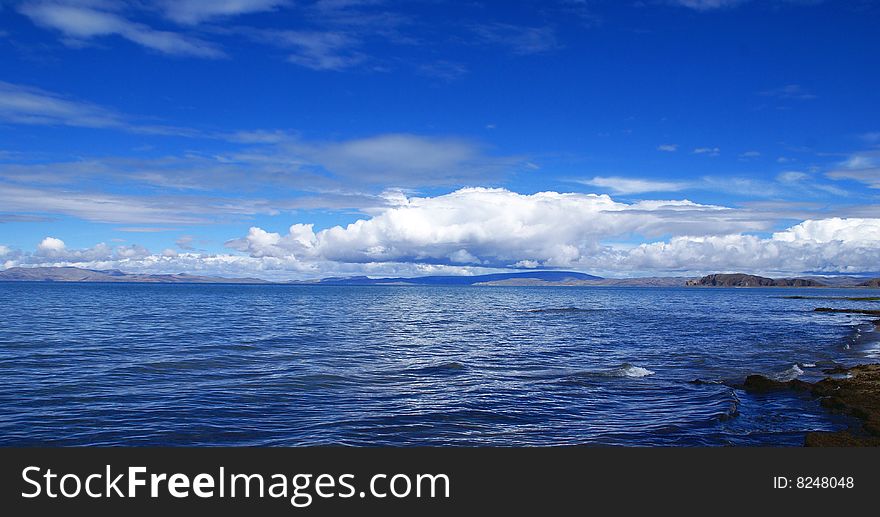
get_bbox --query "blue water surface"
[1,283,878,446]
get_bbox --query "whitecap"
[610,363,655,378]
[774,364,805,382]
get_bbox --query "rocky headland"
[687,273,827,287]
[740,364,880,446]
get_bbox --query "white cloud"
[274,30,366,70]
[0,81,125,128]
[289,133,517,185]
[225,188,771,268]
[159,0,288,25]
[0,183,254,224]
[777,171,809,183]
[826,151,880,188]
[0,81,201,135]
[18,1,224,58]
[860,131,880,144]
[471,23,559,55]
[616,229,879,274]
[760,84,817,101]
[692,147,720,156]
[579,176,692,194]
[220,189,880,275]
[9,191,880,278]
[0,131,524,225]
[657,144,678,152]
[37,236,66,253]
[771,218,880,244]
[35,236,113,261]
[671,0,747,10]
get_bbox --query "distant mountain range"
[0,266,877,288]
[308,270,602,286]
[0,267,269,284]
[471,276,689,287]
[0,267,602,285]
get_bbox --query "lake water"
[1,283,878,446]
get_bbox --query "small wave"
[608,363,655,378]
[559,363,656,384]
[524,307,599,313]
[801,363,816,368]
[773,364,804,382]
[406,362,467,376]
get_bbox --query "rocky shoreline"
[739,363,880,446]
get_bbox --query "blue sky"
[1,0,879,279]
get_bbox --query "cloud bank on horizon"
[4,188,880,279]
[1,0,879,279]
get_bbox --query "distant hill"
[0,267,599,286]
[0,267,269,284]
[686,273,826,287]
[473,276,690,287]
[311,271,603,286]
[7,267,869,289]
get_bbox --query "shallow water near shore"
[1,283,878,446]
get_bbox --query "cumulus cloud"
[617,218,880,274]
[226,188,773,268]
[220,189,880,275]
[7,190,880,278]
[772,218,880,244]
[35,236,113,261]
[36,236,65,253]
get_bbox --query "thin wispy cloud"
[579,176,692,194]
[471,22,560,55]
[657,144,678,152]
[777,171,809,183]
[158,0,289,25]
[0,81,200,136]
[826,151,880,188]
[860,131,880,144]
[17,1,225,58]
[265,30,367,71]
[692,147,720,156]
[671,0,748,10]
[0,81,126,128]
[759,84,817,100]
